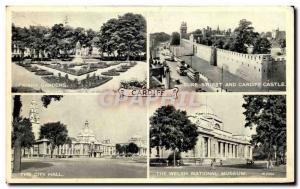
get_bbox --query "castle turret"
[180,22,187,39]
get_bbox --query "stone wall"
[216,49,272,84]
[177,39,286,84]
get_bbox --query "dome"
[197,105,215,115]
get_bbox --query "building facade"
[22,100,145,158]
[150,105,253,163]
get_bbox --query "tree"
[242,95,286,168]
[213,39,225,49]
[150,105,199,166]
[40,122,69,158]
[12,95,63,172]
[170,32,180,46]
[115,144,123,155]
[127,142,139,154]
[98,13,146,60]
[12,95,35,173]
[150,32,171,49]
[253,36,271,54]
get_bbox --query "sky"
[12,9,146,31]
[148,94,254,136]
[18,95,147,144]
[148,7,288,34]
[11,7,287,34]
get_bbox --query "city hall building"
[23,100,146,158]
[150,105,253,162]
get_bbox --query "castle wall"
[216,49,272,84]
[193,43,213,63]
[178,38,282,84]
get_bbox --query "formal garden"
[11,12,147,92]
[13,59,141,90]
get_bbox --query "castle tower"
[29,100,40,140]
[180,22,187,39]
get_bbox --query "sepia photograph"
[10,95,147,178]
[149,95,287,178]
[149,9,288,92]
[10,9,147,93]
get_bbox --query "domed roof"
[197,105,215,115]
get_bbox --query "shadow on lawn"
[21,162,53,171]
[220,163,267,170]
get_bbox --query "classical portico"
[186,105,252,160]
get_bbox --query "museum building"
[150,105,253,162]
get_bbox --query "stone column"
[80,144,84,156]
[249,146,253,159]
[220,142,223,157]
[43,141,47,157]
[207,138,211,158]
[224,143,227,158]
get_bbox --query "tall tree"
[170,32,181,46]
[242,95,286,167]
[39,122,69,158]
[98,13,146,60]
[12,95,63,173]
[12,95,35,173]
[150,105,198,166]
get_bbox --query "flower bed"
[25,66,42,72]
[101,69,120,76]
[89,62,110,69]
[41,75,112,89]
[12,86,43,93]
[44,64,97,76]
[15,63,31,68]
[120,79,147,89]
[35,70,53,76]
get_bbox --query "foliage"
[170,32,181,46]
[40,122,69,158]
[242,95,286,162]
[150,32,171,48]
[12,23,97,59]
[120,79,147,89]
[150,105,199,155]
[226,19,271,54]
[12,117,35,148]
[41,95,63,108]
[98,13,146,59]
[127,142,139,154]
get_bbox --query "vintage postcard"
[6,6,294,184]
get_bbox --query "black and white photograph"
[5,6,295,184]
[149,95,287,178]
[10,9,147,93]
[149,8,288,92]
[11,95,147,178]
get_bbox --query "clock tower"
[29,100,40,140]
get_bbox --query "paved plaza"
[13,158,147,178]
